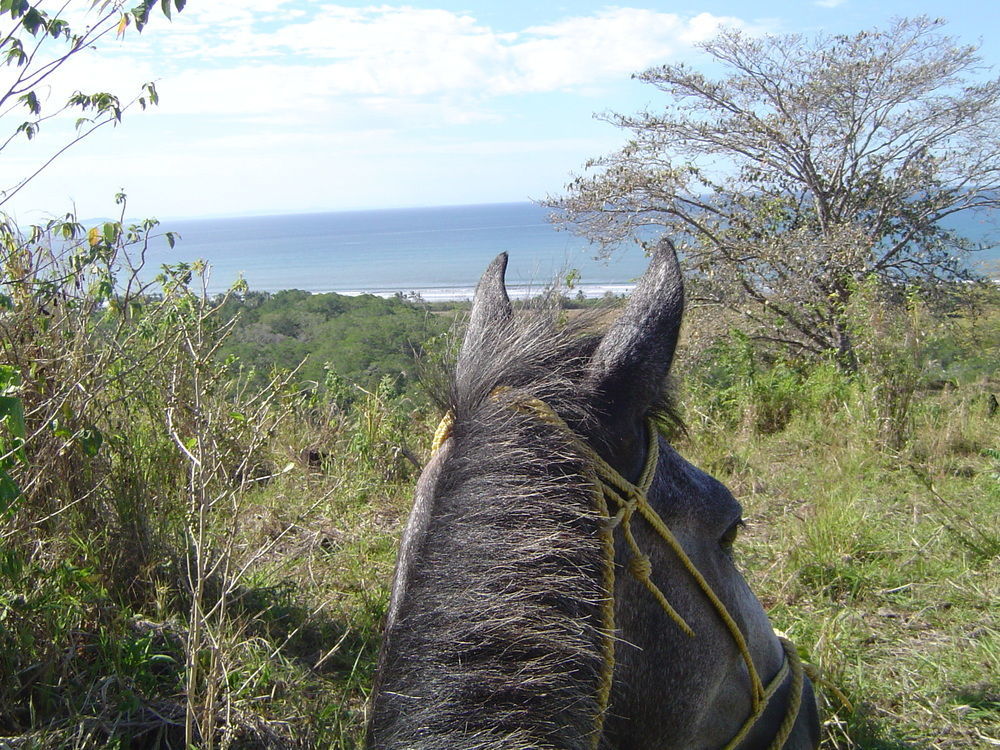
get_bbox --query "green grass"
[1,277,997,748]
[179,373,995,749]
[3,389,996,748]
[681,390,999,749]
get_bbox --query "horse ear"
[457,252,513,379]
[588,239,683,429]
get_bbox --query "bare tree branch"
[547,17,1000,365]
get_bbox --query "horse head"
[367,242,820,749]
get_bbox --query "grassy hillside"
[0,251,996,748]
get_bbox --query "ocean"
[146,202,999,300]
[148,203,650,300]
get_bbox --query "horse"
[366,241,820,749]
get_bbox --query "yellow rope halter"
[431,395,809,750]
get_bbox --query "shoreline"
[331,282,635,302]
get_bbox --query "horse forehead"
[651,440,741,519]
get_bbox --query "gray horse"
[367,242,820,749]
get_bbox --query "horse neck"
[368,409,613,749]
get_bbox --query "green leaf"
[50,417,72,440]
[78,426,103,457]
[174,0,186,11]
[0,471,21,516]
[18,91,39,115]
[48,18,68,38]
[0,367,18,394]
[59,220,82,240]
[0,545,24,581]
[130,1,153,31]
[165,231,176,248]
[6,0,28,20]
[0,397,25,441]
[94,279,114,300]
[0,364,21,393]
[21,7,43,34]
[160,0,170,19]
[102,221,120,244]
[0,392,26,467]
[5,39,27,66]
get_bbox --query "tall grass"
[672,287,999,749]
[0,218,435,747]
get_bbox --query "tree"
[548,17,1000,365]
[1,0,185,209]
[0,2,187,512]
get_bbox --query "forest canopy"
[217,290,450,392]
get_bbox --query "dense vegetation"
[0,227,996,747]
[216,291,450,393]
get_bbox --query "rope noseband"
[432,395,808,749]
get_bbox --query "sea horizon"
[140,201,652,300]
[134,200,999,300]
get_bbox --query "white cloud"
[135,6,750,123]
[814,0,848,7]
[167,6,746,93]
[502,9,744,93]
[1,4,764,218]
[181,0,300,26]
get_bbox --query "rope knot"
[628,553,653,580]
[431,410,455,453]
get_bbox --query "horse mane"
[369,302,677,749]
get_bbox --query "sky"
[3,0,1000,221]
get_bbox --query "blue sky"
[5,0,1000,220]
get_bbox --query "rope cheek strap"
[430,397,807,750]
